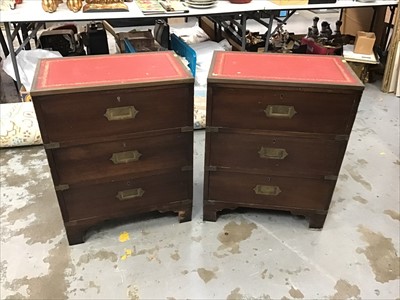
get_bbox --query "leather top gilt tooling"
[32,52,192,92]
[210,52,362,86]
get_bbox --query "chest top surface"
[209,52,364,89]
[31,51,193,95]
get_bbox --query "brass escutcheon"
[104,106,138,121]
[264,105,296,119]
[253,185,282,196]
[110,150,142,164]
[258,147,288,160]
[116,188,145,201]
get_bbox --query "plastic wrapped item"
[2,49,62,92]
[170,23,210,45]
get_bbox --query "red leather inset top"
[210,52,361,86]
[33,52,192,92]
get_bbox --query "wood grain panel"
[62,171,192,221]
[208,86,361,134]
[207,171,335,211]
[207,131,347,177]
[34,84,193,144]
[50,132,193,185]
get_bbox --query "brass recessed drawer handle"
[110,150,142,164]
[264,105,296,119]
[258,147,288,160]
[104,106,138,121]
[253,185,282,196]
[116,188,144,201]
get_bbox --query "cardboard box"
[119,30,155,52]
[354,31,376,55]
[341,8,374,36]
[199,16,221,42]
[341,7,385,46]
[102,21,156,53]
[308,0,336,4]
[270,0,307,5]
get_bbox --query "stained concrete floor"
[1,10,400,300]
[1,81,399,299]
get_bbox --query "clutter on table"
[40,0,129,13]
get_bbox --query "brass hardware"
[335,135,349,141]
[258,147,288,160]
[104,106,138,121]
[324,175,338,181]
[44,142,60,149]
[207,166,217,172]
[110,150,141,164]
[116,188,144,201]
[253,185,281,196]
[181,126,193,132]
[206,126,220,133]
[264,105,297,119]
[55,184,70,191]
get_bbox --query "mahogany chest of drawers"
[31,52,194,244]
[204,52,364,227]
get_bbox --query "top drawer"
[33,84,193,144]
[208,86,361,135]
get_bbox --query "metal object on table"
[66,0,83,12]
[83,0,128,12]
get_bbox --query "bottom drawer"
[207,171,336,211]
[60,171,192,221]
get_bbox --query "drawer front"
[209,87,360,134]
[61,171,192,221]
[50,132,193,185]
[35,84,193,143]
[207,131,346,177]
[207,172,335,211]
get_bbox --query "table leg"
[264,13,274,52]
[0,30,10,57]
[4,22,22,91]
[240,13,247,51]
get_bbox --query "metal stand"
[209,10,277,52]
[3,22,45,91]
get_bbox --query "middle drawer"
[206,131,346,177]
[48,131,193,185]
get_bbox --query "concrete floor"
[1,10,399,300]
[1,82,399,299]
